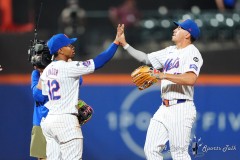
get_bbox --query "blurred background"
[0,0,240,159]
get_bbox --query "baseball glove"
[131,65,159,90]
[76,100,93,126]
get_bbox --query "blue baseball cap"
[47,33,77,54]
[173,19,200,40]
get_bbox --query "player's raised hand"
[114,24,124,45]
[117,24,124,37]
[116,25,128,47]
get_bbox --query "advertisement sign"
[0,84,239,159]
[80,85,240,160]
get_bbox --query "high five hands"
[114,24,127,46]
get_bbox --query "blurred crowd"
[1,0,240,58]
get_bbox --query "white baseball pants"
[144,101,196,160]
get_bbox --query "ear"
[185,32,191,39]
[58,48,64,55]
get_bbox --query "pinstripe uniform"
[40,30,120,159]
[144,44,203,160]
[40,60,94,160]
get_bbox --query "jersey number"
[47,80,61,100]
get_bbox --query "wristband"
[151,68,161,79]
[113,41,120,45]
[123,44,130,50]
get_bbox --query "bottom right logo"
[190,135,237,158]
[191,135,204,158]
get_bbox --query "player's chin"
[70,54,75,59]
[171,36,176,41]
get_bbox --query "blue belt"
[162,99,187,107]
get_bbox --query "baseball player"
[40,24,123,159]
[118,19,203,160]
[30,66,83,160]
[30,44,83,160]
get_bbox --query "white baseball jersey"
[148,44,203,100]
[40,59,95,115]
[144,44,203,160]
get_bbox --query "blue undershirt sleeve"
[93,43,118,70]
[79,76,83,86]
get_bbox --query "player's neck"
[55,55,68,62]
[176,40,191,49]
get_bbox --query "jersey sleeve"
[65,59,95,77]
[182,48,203,76]
[147,46,173,69]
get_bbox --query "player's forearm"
[123,44,151,64]
[93,42,118,70]
[160,72,197,86]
